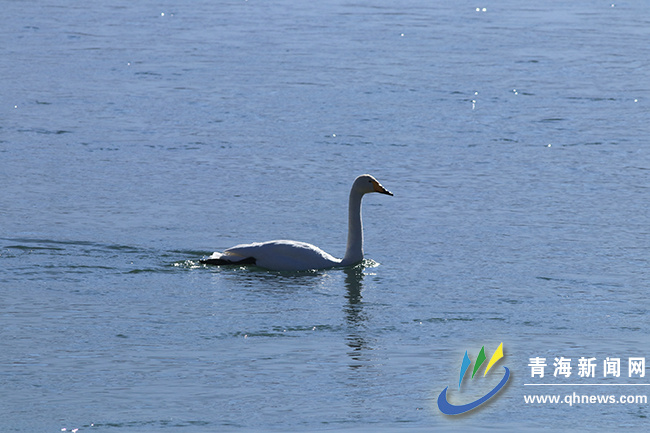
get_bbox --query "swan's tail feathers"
[200,252,256,266]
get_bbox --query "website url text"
[524,392,647,406]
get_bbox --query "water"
[1,0,649,431]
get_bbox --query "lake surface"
[1,0,649,432]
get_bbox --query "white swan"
[201,174,392,271]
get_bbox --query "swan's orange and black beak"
[372,179,393,196]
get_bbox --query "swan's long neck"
[342,189,364,265]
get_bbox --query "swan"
[200,174,392,271]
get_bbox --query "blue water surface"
[1,1,649,432]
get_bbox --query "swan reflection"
[343,265,372,369]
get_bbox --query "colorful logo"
[437,342,510,415]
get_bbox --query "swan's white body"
[207,240,342,271]
[202,174,392,271]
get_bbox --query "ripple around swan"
[0,238,180,280]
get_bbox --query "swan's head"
[353,174,393,196]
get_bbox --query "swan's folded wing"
[201,251,256,265]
